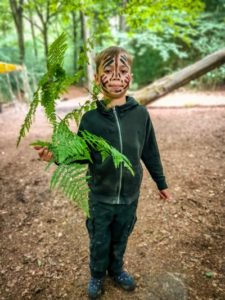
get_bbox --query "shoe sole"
[113,280,136,291]
[88,288,104,299]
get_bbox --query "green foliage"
[0,76,11,102]
[50,163,90,216]
[3,0,223,102]
[125,0,204,37]
[62,83,100,126]
[17,33,75,145]
[17,91,39,145]
[0,0,13,34]
[112,30,189,87]
[51,122,92,165]
[81,130,134,176]
[63,98,97,126]
[192,13,225,56]
[188,10,225,89]
[18,33,134,216]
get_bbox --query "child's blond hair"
[95,46,133,73]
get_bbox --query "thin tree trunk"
[119,0,126,31]
[28,8,38,58]
[80,11,94,91]
[43,25,48,59]
[34,1,50,66]
[72,11,78,73]
[9,0,25,63]
[131,48,225,105]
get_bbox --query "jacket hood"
[96,95,139,116]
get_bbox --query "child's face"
[95,52,132,99]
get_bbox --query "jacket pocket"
[89,157,119,196]
[122,163,143,196]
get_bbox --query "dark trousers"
[86,198,138,279]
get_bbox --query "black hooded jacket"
[77,95,168,204]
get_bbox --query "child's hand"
[159,189,171,201]
[33,146,53,162]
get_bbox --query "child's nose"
[111,72,120,80]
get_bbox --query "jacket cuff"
[156,180,168,190]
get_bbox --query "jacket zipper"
[113,107,123,204]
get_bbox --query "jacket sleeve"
[141,113,168,190]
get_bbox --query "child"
[35,46,170,299]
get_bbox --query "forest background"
[0,2,225,299]
[0,0,225,102]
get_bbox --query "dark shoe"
[87,277,104,299]
[111,270,136,291]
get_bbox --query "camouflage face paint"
[98,53,131,98]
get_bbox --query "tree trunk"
[131,48,225,105]
[119,0,127,31]
[9,0,25,63]
[34,1,50,66]
[43,25,48,60]
[80,11,94,92]
[72,11,78,73]
[28,8,38,58]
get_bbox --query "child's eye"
[121,70,128,74]
[104,70,111,74]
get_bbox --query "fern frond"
[30,140,52,148]
[17,90,40,146]
[51,121,92,164]
[80,130,134,176]
[50,163,90,216]
[47,32,67,69]
[17,33,80,144]
[63,99,97,126]
[40,66,75,125]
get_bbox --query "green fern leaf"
[17,90,40,146]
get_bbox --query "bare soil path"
[0,91,225,300]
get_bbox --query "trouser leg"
[108,199,138,275]
[86,200,114,278]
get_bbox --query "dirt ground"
[0,91,225,300]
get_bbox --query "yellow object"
[0,61,23,73]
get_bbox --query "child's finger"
[41,149,49,158]
[47,152,53,160]
[160,193,166,200]
[33,146,43,150]
[37,148,46,159]
[42,149,53,161]
[159,191,168,200]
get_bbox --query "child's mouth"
[108,85,123,92]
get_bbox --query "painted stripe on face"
[114,53,119,80]
[121,54,128,61]
[103,56,114,69]
[123,74,131,88]
[99,53,131,95]
[100,74,109,87]
[120,57,129,68]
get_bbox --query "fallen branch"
[131,48,225,105]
